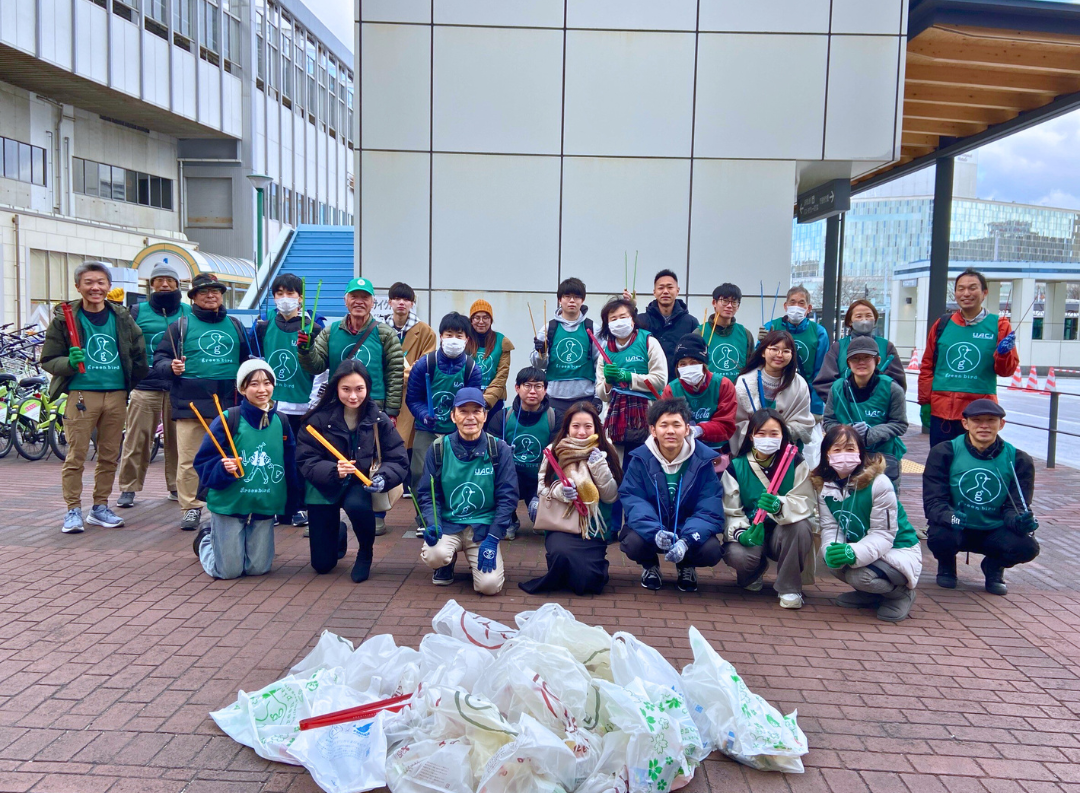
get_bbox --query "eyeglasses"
[716,298,740,306]
[519,383,545,392]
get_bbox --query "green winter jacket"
[297,317,404,415]
[40,300,149,398]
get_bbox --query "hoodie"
[636,299,700,379]
[530,306,598,402]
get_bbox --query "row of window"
[72,157,174,210]
[1,137,47,187]
[265,182,350,227]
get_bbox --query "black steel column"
[928,156,954,326]
[821,213,841,341]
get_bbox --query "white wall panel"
[172,48,197,118]
[197,60,221,129]
[267,101,280,180]
[699,0,830,33]
[360,151,430,288]
[360,0,429,23]
[831,0,904,35]
[564,31,695,158]
[13,0,36,53]
[281,116,293,186]
[223,72,242,137]
[435,0,563,28]
[361,24,431,151]
[561,158,691,294]
[40,0,72,68]
[75,0,108,84]
[566,0,697,31]
[433,26,563,155]
[294,114,305,195]
[110,16,140,96]
[319,132,328,203]
[255,98,265,173]
[695,34,827,159]
[689,159,795,296]
[432,154,560,292]
[142,32,169,107]
[824,36,901,161]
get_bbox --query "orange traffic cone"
[1025,366,1039,390]
[1046,367,1057,392]
[1009,366,1023,390]
[907,349,920,372]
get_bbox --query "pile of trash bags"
[211,601,808,793]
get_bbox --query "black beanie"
[673,333,708,365]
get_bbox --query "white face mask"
[786,305,807,324]
[678,363,705,386]
[275,296,300,314]
[441,337,467,358]
[608,317,635,339]
[752,436,782,456]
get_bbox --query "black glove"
[1004,510,1039,535]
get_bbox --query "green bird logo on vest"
[200,329,235,358]
[710,344,739,374]
[835,510,866,542]
[554,337,585,364]
[86,334,119,365]
[342,342,373,366]
[450,482,486,517]
[667,480,678,502]
[244,443,285,486]
[945,342,980,374]
[268,349,299,383]
[478,353,496,380]
[513,435,542,464]
[958,468,1001,506]
[432,391,455,421]
[149,331,165,355]
[794,339,810,366]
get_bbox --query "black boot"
[981,557,1007,596]
[936,555,957,589]
[351,556,372,583]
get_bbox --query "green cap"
[345,276,375,295]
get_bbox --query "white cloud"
[977,108,1080,209]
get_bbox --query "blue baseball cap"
[453,387,487,409]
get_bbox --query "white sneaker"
[62,508,84,534]
[779,593,803,609]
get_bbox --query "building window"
[200,0,220,62]
[281,15,293,102]
[174,0,194,44]
[72,157,173,210]
[2,137,46,187]
[306,38,317,122]
[112,0,138,23]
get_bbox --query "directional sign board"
[797,179,851,224]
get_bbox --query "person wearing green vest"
[823,336,908,483]
[417,388,518,595]
[815,424,922,622]
[812,298,906,405]
[530,277,600,424]
[153,273,253,530]
[297,276,404,421]
[486,367,557,539]
[721,409,817,609]
[296,360,409,583]
[731,329,814,452]
[468,299,516,425]
[696,283,756,384]
[41,261,149,534]
[765,285,830,415]
[595,297,667,459]
[191,360,302,579]
[661,334,736,452]
[923,399,1038,596]
[117,262,191,509]
[918,268,1019,447]
[252,272,325,528]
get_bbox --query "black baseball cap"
[962,399,1006,419]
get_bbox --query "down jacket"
[298,317,404,416]
[721,452,817,541]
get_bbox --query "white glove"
[560,483,578,501]
[665,539,688,564]
[655,530,675,551]
[690,425,704,439]
[588,448,605,465]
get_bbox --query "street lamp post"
[247,173,272,308]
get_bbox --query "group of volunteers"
[39,261,1041,620]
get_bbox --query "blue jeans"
[199,513,276,579]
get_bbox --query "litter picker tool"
[60,303,86,374]
[1010,465,1029,514]
[759,280,765,329]
[306,280,322,335]
[213,394,244,477]
[190,402,241,478]
[707,306,722,345]
[428,474,441,542]
[298,693,413,731]
[543,448,588,519]
[304,425,373,485]
[586,327,661,399]
[771,282,781,323]
[632,251,639,301]
[751,444,797,525]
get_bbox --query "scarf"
[552,434,605,539]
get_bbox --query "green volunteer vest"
[546,322,594,382]
[440,439,496,527]
[475,333,504,390]
[948,435,1016,531]
[609,330,654,400]
[700,320,750,382]
[328,319,386,402]
[823,483,919,549]
[182,313,241,381]
[836,335,890,383]
[503,406,552,474]
[669,375,723,449]
[430,357,471,435]
[829,376,906,461]
[931,314,999,396]
[134,302,190,367]
[663,459,691,508]
[767,318,822,379]
[263,314,316,404]
[729,454,796,515]
[69,310,125,392]
[206,410,287,516]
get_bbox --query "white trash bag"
[291,631,356,676]
[476,714,578,793]
[576,730,630,793]
[515,603,614,681]
[680,627,808,773]
[344,634,422,699]
[386,737,476,793]
[418,633,495,694]
[432,599,517,650]
[289,711,389,793]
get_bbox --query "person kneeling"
[814,424,921,621]
[922,399,1038,596]
[721,409,816,609]
[619,397,725,593]
[193,361,301,579]
[417,387,517,595]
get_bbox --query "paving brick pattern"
[0,430,1078,792]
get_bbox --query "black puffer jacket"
[636,298,699,378]
[922,435,1035,529]
[296,398,409,504]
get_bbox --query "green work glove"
[68,346,85,368]
[603,363,631,386]
[824,542,856,569]
[738,522,765,548]
[757,492,782,516]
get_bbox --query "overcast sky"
[305,0,353,51]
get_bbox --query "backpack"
[502,406,556,438]
[929,311,956,371]
[431,432,501,493]
[546,318,594,349]
[425,351,476,386]
[174,314,248,358]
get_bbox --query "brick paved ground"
[0,430,1078,793]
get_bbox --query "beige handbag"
[370,421,403,512]
[533,488,583,534]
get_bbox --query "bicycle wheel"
[149,429,162,463]
[49,414,69,461]
[12,399,48,460]
[0,419,13,458]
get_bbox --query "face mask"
[786,305,807,324]
[442,337,467,358]
[275,296,300,314]
[149,290,181,313]
[828,451,862,477]
[678,364,705,386]
[851,319,875,335]
[752,436,782,456]
[608,318,635,339]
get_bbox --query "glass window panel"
[112,166,125,200]
[31,147,45,186]
[150,176,162,208]
[160,179,173,210]
[18,142,31,182]
[84,161,98,197]
[138,172,150,205]
[29,249,48,303]
[99,161,112,198]
[126,169,138,202]
[73,157,84,193]
[3,139,16,178]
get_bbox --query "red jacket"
[661,372,737,444]
[918,312,1017,421]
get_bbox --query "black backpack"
[929,312,956,370]
[547,318,594,351]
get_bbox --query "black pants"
[619,525,724,570]
[520,532,610,596]
[929,415,966,448]
[308,485,375,574]
[277,413,306,520]
[926,522,1040,568]
[517,469,539,505]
